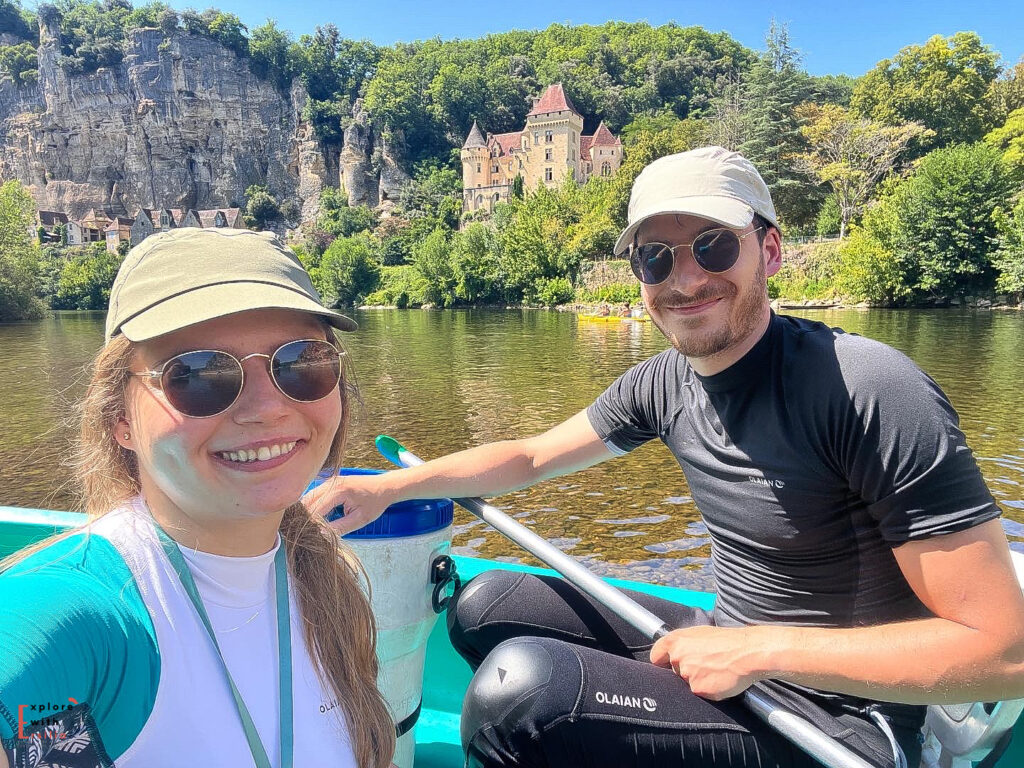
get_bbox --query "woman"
[0,228,395,768]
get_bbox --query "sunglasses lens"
[631,243,675,284]
[272,340,341,402]
[692,230,741,273]
[161,351,242,417]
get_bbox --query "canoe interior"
[1,506,1020,767]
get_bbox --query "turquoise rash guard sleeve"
[0,532,160,765]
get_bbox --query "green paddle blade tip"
[375,435,406,467]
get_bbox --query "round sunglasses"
[132,339,343,418]
[629,227,764,285]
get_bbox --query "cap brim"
[116,281,357,342]
[613,196,755,256]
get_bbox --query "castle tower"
[586,120,623,181]
[522,84,584,189]
[460,121,490,214]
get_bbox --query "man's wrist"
[743,623,791,680]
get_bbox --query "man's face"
[637,214,781,360]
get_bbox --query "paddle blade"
[375,435,407,467]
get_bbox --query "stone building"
[461,84,622,216]
[104,217,135,254]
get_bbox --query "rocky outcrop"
[0,17,400,222]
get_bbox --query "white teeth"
[219,441,298,464]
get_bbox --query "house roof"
[527,83,579,117]
[490,131,522,156]
[81,208,112,226]
[580,135,595,156]
[462,120,487,149]
[591,120,621,146]
[104,217,134,231]
[38,211,68,226]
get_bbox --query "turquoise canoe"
[1,505,1020,768]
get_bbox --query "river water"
[2,308,1022,589]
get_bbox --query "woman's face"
[118,308,343,531]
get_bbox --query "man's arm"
[652,518,1024,704]
[306,409,616,534]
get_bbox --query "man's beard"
[648,259,768,359]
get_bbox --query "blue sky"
[153,0,1022,77]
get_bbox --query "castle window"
[494,192,500,202]
[477,163,481,173]
[533,132,539,145]
[601,162,611,177]
[476,195,483,206]
[545,148,552,161]
[545,167,553,182]
[570,148,575,161]
[545,130,553,143]
[492,164,498,173]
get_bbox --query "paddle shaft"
[384,443,877,768]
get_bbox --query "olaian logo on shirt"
[594,691,657,712]
[748,476,785,489]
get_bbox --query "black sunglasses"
[133,339,343,418]
[629,227,764,285]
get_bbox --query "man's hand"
[302,472,396,536]
[650,625,766,700]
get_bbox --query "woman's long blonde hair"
[2,326,396,767]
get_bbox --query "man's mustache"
[648,283,736,310]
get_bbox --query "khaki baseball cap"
[105,227,357,344]
[613,146,780,256]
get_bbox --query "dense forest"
[1,0,1023,317]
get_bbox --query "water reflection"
[1,308,1022,588]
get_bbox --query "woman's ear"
[114,418,133,451]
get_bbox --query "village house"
[35,211,68,243]
[103,217,135,254]
[461,83,623,217]
[130,207,243,246]
[67,209,113,245]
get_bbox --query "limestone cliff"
[0,16,401,222]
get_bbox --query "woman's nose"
[232,356,290,420]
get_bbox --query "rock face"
[339,99,410,211]
[0,18,399,222]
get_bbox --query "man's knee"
[460,637,579,766]
[447,570,524,667]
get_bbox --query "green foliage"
[815,195,841,237]
[0,180,46,321]
[248,19,294,90]
[310,232,381,306]
[243,184,280,229]
[204,10,247,57]
[992,196,1024,295]
[768,242,843,300]
[450,223,501,303]
[851,32,1001,151]
[316,187,377,237]
[985,107,1024,179]
[533,276,573,306]
[575,282,640,304]
[46,243,122,309]
[411,227,456,306]
[0,42,38,86]
[833,227,911,304]
[363,265,428,308]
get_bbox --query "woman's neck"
[139,481,284,557]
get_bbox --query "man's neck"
[140,481,283,557]
[687,309,772,378]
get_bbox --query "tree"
[52,244,122,309]
[0,180,46,320]
[985,108,1024,180]
[203,10,247,58]
[412,227,456,306]
[0,42,38,86]
[450,223,501,303]
[311,233,381,306]
[851,32,1001,150]
[244,184,280,229]
[249,20,293,90]
[794,103,929,238]
[0,0,34,40]
[316,188,377,237]
[992,197,1024,296]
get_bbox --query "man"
[306,147,1024,767]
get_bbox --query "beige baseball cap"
[613,146,780,256]
[105,227,357,344]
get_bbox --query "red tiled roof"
[490,131,522,156]
[104,217,134,231]
[528,83,579,117]
[591,120,621,146]
[580,135,595,156]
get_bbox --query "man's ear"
[763,228,783,278]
